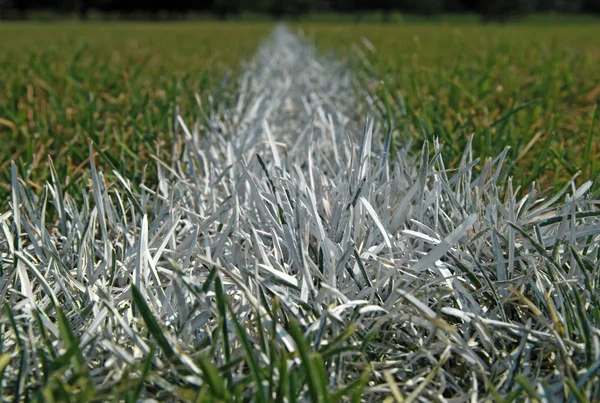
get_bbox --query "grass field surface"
[0,20,599,402]
[2,21,598,205]
[0,22,272,207]
[303,22,600,193]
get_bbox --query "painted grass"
[1,24,599,402]
[301,22,600,194]
[0,21,272,209]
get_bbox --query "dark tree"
[402,0,444,15]
[3,0,597,21]
[74,0,90,19]
[474,0,536,22]
[212,0,241,19]
[0,0,9,19]
[444,0,468,12]
[583,0,600,12]
[191,0,214,13]
[375,0,443,20]
[268,0,285,18]
[288,0,313,19]
[376,0,395,22]
[14,0,31,19]
[549,0,585,12]
[331,0,356,12]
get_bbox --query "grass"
[301,22,600,192]
[0,21,272,209]
[0,20,599,401]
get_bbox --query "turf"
[2,21,598,204]
[301,22,600,193]
[0,21,272,208]
[2,24,600,401]
[1,20,599,402]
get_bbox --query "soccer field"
[1,21,599,202]
[1,20,599,401]
[0,22,272,206]
[302,22,600,191]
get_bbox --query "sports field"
[303,22,600,191]
[0,22,271,205]
[1,20,599,401]
[1,21,599,202]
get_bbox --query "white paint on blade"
[2,24,599,400]
[199,25,364,172]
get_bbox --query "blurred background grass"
[1,20,599,208]
[0,22,272,206]
[302,22,600,193]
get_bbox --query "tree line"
[2,0,600,21]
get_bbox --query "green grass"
[301,21,600,192]
[1,20,600,401]
[0,21,272,208]
[2,20,598,204]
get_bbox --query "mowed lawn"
[1,20,599,205]
[0,22,272,207]
[302,21,600,193]
[1,19,600,402]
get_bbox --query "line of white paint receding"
[3,23,599,401]
[183,24,373,173]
